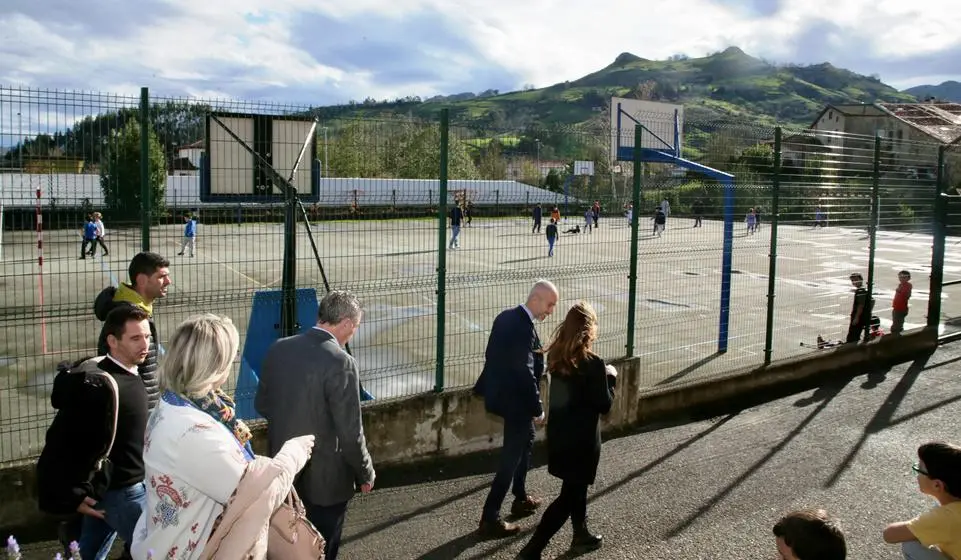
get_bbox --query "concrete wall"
[0,327,939,540]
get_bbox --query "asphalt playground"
[1,213,959,463]
[15,333,961,559]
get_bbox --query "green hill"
[903,81,961,102]
[312,46,916,129]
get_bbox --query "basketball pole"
[209,115,371,397]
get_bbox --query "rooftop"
[878,102,961,144]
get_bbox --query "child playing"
[583,207,593,234]
[178,213,197,257]
[79,214,97,260]
[773,509,847,560]
[892,270,913,335]
[883,441,961,560]
[652,207,666,237]
[746,208,757,235]
[546,218,558,257]
[87,211,109,257]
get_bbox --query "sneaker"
[511,495,542,517]
[477,518,520,539]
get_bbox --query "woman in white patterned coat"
[131,314,315,560]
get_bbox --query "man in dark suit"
[474,279,559,538]
[256,290,375,560]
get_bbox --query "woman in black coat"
[517,301,616,560]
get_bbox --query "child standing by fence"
[891,270,912,335]
[178,213,197,257]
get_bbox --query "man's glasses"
[912,462,930,477]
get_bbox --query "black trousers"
[306,500,350,560]
[481,418,535,522]
[527,480,588,550]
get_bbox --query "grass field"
[1,212,957,463]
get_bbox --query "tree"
[327,121,387,178]
[391,125,478,180]
[100,120,167,219]
[477,138,507,180]
[544,169,563,193]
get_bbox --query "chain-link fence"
[0,85,952,463]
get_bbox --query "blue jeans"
[548,238,555,256]
[902,541,950,560]
[449,225,461,248]
[482,418,535,522]
[79,482,146,560]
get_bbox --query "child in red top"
[891,270,912,335]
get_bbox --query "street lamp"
[322,126,329,178]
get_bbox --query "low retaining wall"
[0,327,938,539]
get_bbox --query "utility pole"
[323,127,329,178]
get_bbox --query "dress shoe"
[511,495,542,517]
[477,518,520,539]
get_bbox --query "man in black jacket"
[37,305,152,560]
[94,251,170,410]
[474,279,559,538]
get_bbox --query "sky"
[0,0,959,136]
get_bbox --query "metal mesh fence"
[0,84,951,463]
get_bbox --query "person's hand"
[605,364,618,378]
[534,412,546,426]
[77,496,105,519]
[290,434,315,454]
[360,482,374,493]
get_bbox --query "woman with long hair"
[131,314,318,559]
[517,301,616,560]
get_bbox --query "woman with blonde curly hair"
[517,301,617,560]
[131,314,317,559]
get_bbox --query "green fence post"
[139,86,150,251]
[763,127,783,364]
[625,127,643,357]
[863,134,882,341]
[434,109,450,392]
[927,145,947,329]
[279,164,298,338]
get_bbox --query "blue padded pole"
[718,176,734,353]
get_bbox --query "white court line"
[421,294,486,332]
[167,239,267,289]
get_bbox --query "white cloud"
[0,0,958,111]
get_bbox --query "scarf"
[187,389,254,457]
[113,283,153,316]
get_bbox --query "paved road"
[17,342,961,559]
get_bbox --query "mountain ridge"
[902,81,961,102]
[313,47,917,130]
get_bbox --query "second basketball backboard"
[610,97,684,162]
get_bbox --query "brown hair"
[545,301,597,376]
[918,441,961,497]
[772,509,846,560]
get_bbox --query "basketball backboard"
[202,112,319,202]
[573,160,595,176]
[610,97,683,162]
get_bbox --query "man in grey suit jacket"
[255,289,375,560]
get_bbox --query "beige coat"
[199,437,312,559]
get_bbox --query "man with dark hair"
[37,305,152,560]
[94,251,171,410]
[884,441,961,560]
[773,509,847,560]
[256,290,375,560]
